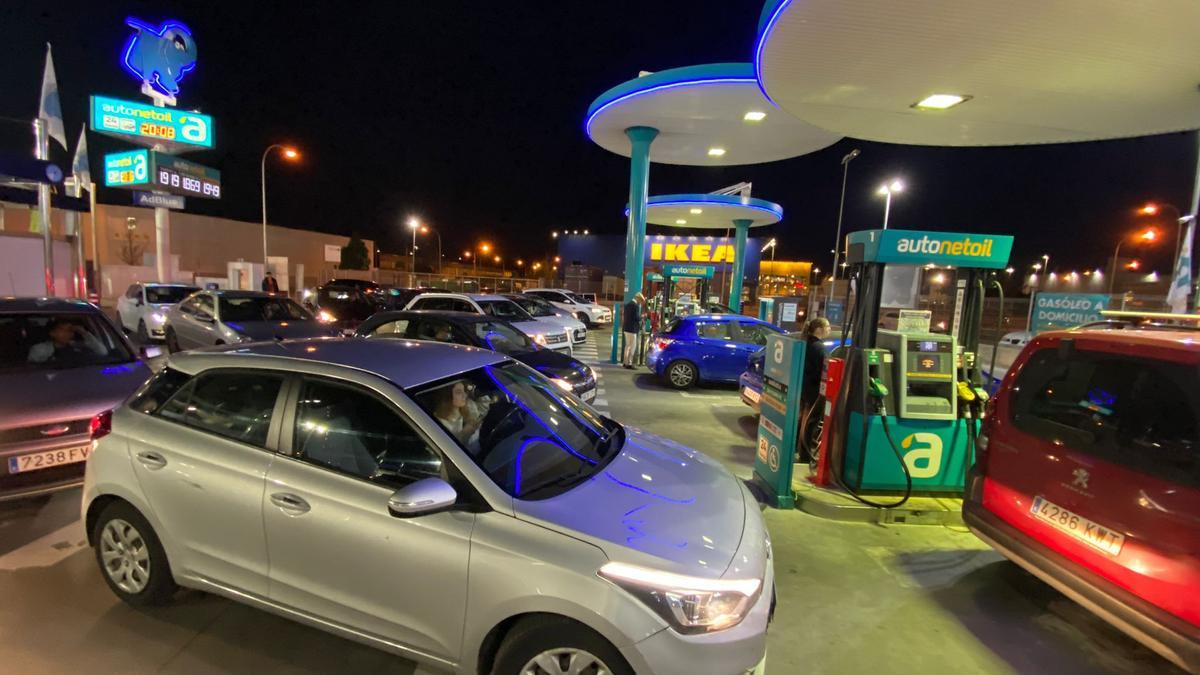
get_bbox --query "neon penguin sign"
[121,17,197,106]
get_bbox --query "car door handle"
[135,451,167,470]
[270,493,311,514]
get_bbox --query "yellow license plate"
[1031,496,1125,556]
[7,445,92,474]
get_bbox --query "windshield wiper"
[517,462,593,498]
[594,419,625,459]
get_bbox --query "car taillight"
[89,410,113,441]
[655,338,673,351]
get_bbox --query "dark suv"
[964,326,1200,672]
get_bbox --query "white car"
[504,293,588,345]
[525,288,612,325]
[116,283,199,343]
[403,292,573,353]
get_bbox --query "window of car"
[510,296,555,317]
[736,321,776,346]
[218,296,311,322]
[292,378,445,487]
[695,320,733,340]
[125,285,141,299]
[130,368,192,414]
[369,319,411,337]
[1011,347,1200,488]
[156,371,283,447]
[473,321,534,354]
[195,294,216,318]
[413,297,461,312]
[145,286,198,305]
[0,312,135,372]
[411,362,621,500]
[414,319,462,343]
[477,299,533,322]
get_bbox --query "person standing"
[622,292,644,369]
[261,271,279,293]
[799,317,832,460]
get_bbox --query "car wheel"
[92,501,177,606]
[492,616,633,675]
[665,359,698,389]
[575,312,589,325]
[165,327,181,354]
[136,320,149,344]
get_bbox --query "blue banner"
[1031,293,1110,333]
[848,229,1013,269]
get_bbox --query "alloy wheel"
[521,648,612,675]
[668,362,695,387]
[99,518,151,594]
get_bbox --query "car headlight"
[533,334,548,346]
[150,311,166,323]
[598,562,761,634]
[551,378,574,392]
[316,309,337,324]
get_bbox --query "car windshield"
[412,362,621,500]
[510,296,555,317]
[566,292,591,304]
[477,299,534,321]
[145,286,198,304]
[219,297,312,322]
[473,321,535,354]
[0,312,135,372]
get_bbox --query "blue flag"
[1167,220,1193,314]
[39,44,68,150]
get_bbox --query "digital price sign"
[152,154,221,199]
[89,95,214,150]
[104,150,150,187]
[102,150,220,200]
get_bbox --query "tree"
[339,234,370,270]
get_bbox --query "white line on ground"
[0,520,87,571]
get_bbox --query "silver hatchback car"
[82,339,772,674]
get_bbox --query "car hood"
[225,320,334,341]
[512,348,584,377]
[0,361,152,429]
[513,320,563,336]
[513,426,748,578]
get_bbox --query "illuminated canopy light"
[743,110,767,121]
[707,147,727,157]
[912,94,971,110]
[676,219,687,225]
[690,208,703,214]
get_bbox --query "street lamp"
[876,178,904,230]
[416,224,443,273]
[1139,202,1194,276]
[261,144,300,267]
[831,148,860,307]
[406,217,420,277]
[761,237,777,262]
[1109,228,1159,294]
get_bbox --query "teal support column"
[729,218,752,313]
[612,126,658,362]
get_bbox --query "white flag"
[71,127,90,189]
[1167,220,1194,314]
[39,44,68,150]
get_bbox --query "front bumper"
[571,327,588,344]
[589,307,612,323]
[964,493,1200,673]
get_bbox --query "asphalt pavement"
[0,329,1182,674]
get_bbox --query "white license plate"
[742,386,761,403]
[581,389,597,402]
[1030,496,1125,556]
[7,444,92,474]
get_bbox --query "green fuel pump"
[828,230,1013,499]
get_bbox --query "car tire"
[575,312,589,325]
[165,327,181,354]
[665,359,698,389]
[136,320,149,344]
[491,615,633,675]
[92,501,177,607]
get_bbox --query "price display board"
[152,154,221,199]
[103,150,150,187]
[90,95,214,150]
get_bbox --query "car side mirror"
[140,344,162,359]
[387,477,457,518]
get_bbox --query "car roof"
[206,290,276,298]
[168,337,508,388]
[371,310,490,323]
[142,283,196,288]
[679,313,745,322]
[0,297,103,313]
[1041,326,1200,352]
[418,292,507,302]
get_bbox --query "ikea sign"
[647,241,736,264]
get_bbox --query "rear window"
[130,368,192,414]
[1010,347,1200,488]
[695,321,732,340]
[145,286,198,304]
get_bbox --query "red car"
[965,326,1200,673]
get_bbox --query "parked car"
[307,282,382,333]
[165,290,335,352]
[323,278,382,296]
[646,314,784,389]
[82,338,772,674]
[504,293,588,346]
[964,325,1200,673]
[0,298,154,501]
[525,288,612,325]
[116,283,199,343]
[357,310,597,402]
[739,332,848,412]
[378,286,442,311]
[402,292,572,353]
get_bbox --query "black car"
[377,286,442,311]
[356,310,597,402]
[308,283,381,333]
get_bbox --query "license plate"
[7,444,92,474]
[742,386,761,403]
[581,389,597,402]
[1031,496,1125,556]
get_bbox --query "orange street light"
[282,147,300,160]
[1110,228,1161,294]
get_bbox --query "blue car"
[646,315,784,389]
[739,333,849,412]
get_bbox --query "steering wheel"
[477,402,525,462]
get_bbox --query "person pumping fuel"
[799,317,831,460]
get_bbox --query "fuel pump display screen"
[916,355,942,372]
[916,341,939,352]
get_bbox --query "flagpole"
[1189,132,1200,312]
[89,182,100,304]
[34,118,54,297]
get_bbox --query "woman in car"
[433,381,484,449]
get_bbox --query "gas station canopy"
[756,0,1200,146]
[634,193,783,229]
[587,63,840,165]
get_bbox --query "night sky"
[2,1,1196,276]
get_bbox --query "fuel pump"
[822,229,1013,503]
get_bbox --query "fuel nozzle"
[957,381,977,403]
[869,377,888,398]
